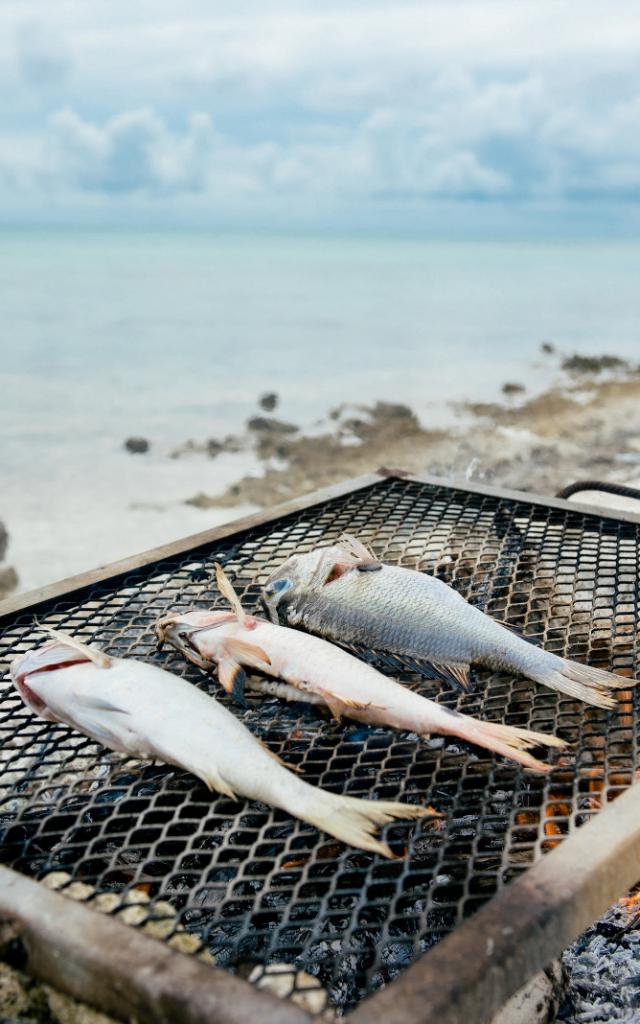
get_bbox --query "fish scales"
[157,566,567,772]
[261,537,636,709]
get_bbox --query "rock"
[0,566,18,600]
[171,434,244,459]
[247,416,298,434]
[561,353,629,376]
[124,437,150,454]
[502,382,525,397]
[185,491,216,509]
[206,438,223,457]
[259,392,279,412]
[0,521,18,600]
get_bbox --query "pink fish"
[155,565,567,772]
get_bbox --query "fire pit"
[1,471,639,1024]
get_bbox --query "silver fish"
[155,565,566,772]
[10,629,435,858]
[260,534,635,709]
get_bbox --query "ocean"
[2,230,640,595]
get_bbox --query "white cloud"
[45,108,217,194]
[0,1,639,225]
[15,21,72,87]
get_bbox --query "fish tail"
[303,793,440,859]
[446,716,567,772]
[526,653,635,709]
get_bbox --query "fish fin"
[430,662,470,690]
[69,702,135,753]
[316,686,385,720]
[304,792,440,859]
[148,737,238,799]
[218,658,247,707]
[337,533,383,570]
[528,656,636,709]
[214,563,248,626]
[178,644,214,673]
[326,701,344,723]
[193,766,237,800]
[255,735,304,774]
[223,637,272,669]
[35,624,111,669]
[437,711,566,773]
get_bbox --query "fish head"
[154,610,238,666]
[261,545,344,622]
[10,639,91,716]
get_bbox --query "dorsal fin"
[214,563,248,626]
[36,624,111,669]
[338,533,382,570]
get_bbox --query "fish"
[260,534,635,709]
[9,629,437,859]
[155,565,567,772]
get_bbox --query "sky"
[1,1,640,235]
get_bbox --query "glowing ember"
[543,793,572,848]
[618,886,640,911]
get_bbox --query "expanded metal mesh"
[0,477,638,1016]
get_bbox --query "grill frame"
[1,469,640,1024]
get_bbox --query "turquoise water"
[2,231,640,592]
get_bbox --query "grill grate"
[0,476,638,1015]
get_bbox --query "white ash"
[555,899,640,1023]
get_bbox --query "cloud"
[16,22,72,87]
[1,2,639,227]
[47,108,216,194]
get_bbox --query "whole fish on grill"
[260,534,635,709]
[10,630,436,858]
[155,566,566,772]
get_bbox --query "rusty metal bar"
[0,865,311,1024]
[349,783,640,1024]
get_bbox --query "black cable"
[557,480,640,502]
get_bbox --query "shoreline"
[3,349,640,600]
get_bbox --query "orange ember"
[619,886,640,911]
[543,793,572,848]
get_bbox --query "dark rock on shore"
[170,434,243,460]
[247,416,298,434]
[0,520,18,600]
[561,353,630,376]
[124,437,150,454]
[189,400,446,509]
[0,567,18,598]
[502,382,525,397]
[259,392,279,412]
[183,355,640,511]
[247,417,299,459]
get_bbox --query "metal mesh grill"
[0,477,638,1016]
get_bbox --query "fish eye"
[266,577,293,596]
